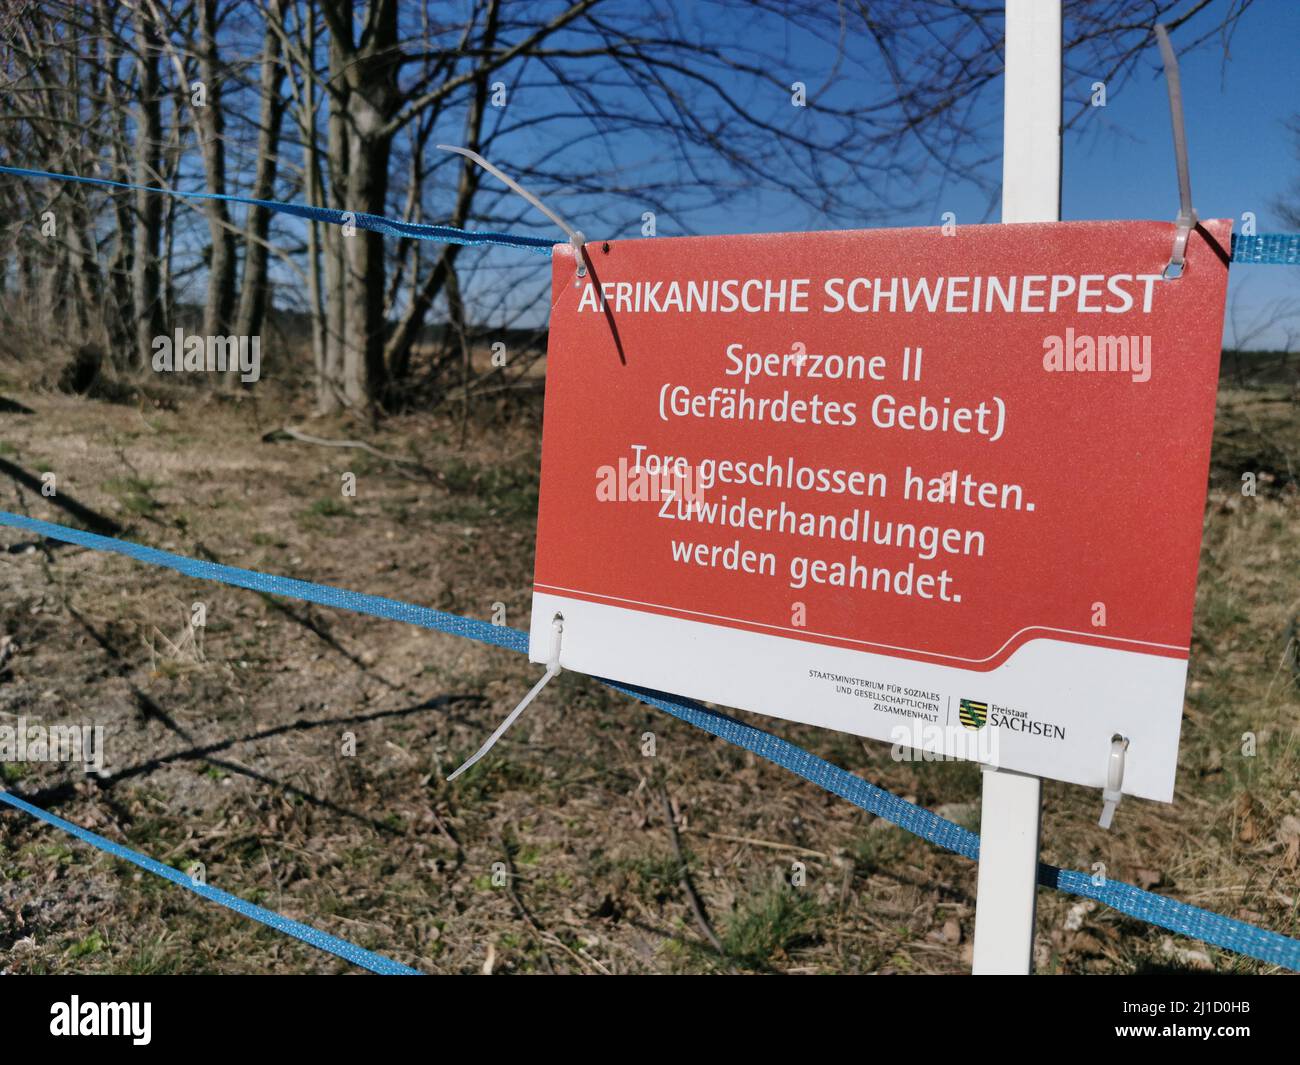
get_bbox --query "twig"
[497,832,557,974]
[263,426,434,475]
[658,785,724,954]
[688,829,830,861]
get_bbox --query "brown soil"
[0,359,1296,974]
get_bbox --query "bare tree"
[195,0,238,339]
[0,0,1260,413]
[131,3,166,368]
[234,0,288,342]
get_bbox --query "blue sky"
[689,2,1299,350]
[1063,2,1299,348]
[144,1,1300,349]
[460,2,1299,347]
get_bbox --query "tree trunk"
[300,7,328,409]
[319,0,399,414]
[319,28,349,413]
[101,2,134,359]
[234,2,288,342]
[69,198,103,343]
[197,0,237,342]
[131,6,165,370]
[340,102,392,408]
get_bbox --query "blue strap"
[0,789,420,974]
[7,164,1300,264]
[0,510,527,656]
[603,678,980,858]
[1230,232,1300,265]
[4,511,1296,971]
[0,163,555,254]
[610,680,1300,970]
[1041,866,1300,970]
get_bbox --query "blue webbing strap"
[0,164,555,255]
[1230,232,1300,265]
[5,163,1300,264]
[602,678,980,859]
[2,510,1297,971]
[1042,866,1300,971]
[613,681,1300,970]
[0,510,525,655]
[0,789,421,975]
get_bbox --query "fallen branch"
[263,426,422,466]
[261,426,441,484]
[658,785,725,955]
[687,829,830,861]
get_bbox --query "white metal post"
[970,0,1060,976]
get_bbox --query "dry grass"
[0,359,1295,975]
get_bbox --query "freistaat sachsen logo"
[958,698,988,731]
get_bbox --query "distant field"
[0,351,1295,974]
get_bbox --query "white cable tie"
[436,144,587,277]
[446,615,563,781]
[1154,24,1198,279]
[1098,735,1129,830]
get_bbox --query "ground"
[0,350,1296,975]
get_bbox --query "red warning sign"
[531,219,1232,800]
